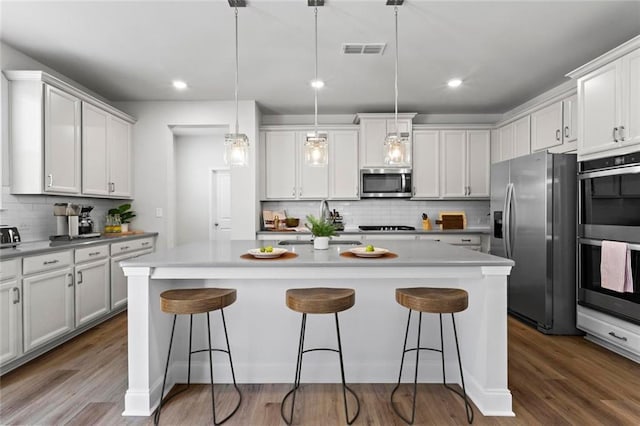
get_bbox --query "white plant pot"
[121,223,129,233]
[313,236,329,250]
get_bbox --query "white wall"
[174,131,227,245]
[114,100,259,249]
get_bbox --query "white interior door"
[211,170,232,240]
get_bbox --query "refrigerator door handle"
[509,184,516,257]
[504,183,514,258]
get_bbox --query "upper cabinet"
[357,113,416,168]
[494,116,530,163]
[530,94,577,153]
[413,128,490,199]
[328,130,359,200]
[5,71,136,199]
[567,37,640,160]
[82,103,132,198]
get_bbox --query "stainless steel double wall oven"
[578,151,640,324]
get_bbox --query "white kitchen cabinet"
[75,245,110,327]
[572,45,640,159]
[418,234,482,251]
[490,129,500,164]
[498,123,514,161]
[329,130,359,199]
[82,103,132,198]
[577,305,640,363]
[110,238,154,309]
[363,234,417,241]
[5,70,135,198]
[263,130,328,200]
[0,259,22,367]
[441,130,490,198]
[412,130,440,198]
[531,101,563,151]
[357,113,416,168]
[513,116,531,158]
[562,94,578,144]
[23,265,74,353]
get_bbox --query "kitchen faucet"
[320,199,331,222]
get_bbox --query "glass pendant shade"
[224,132,249,167]
[304,132,328,166]
[384,132,410,165]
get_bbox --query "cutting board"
[437,211,467,230]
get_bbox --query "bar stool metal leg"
[154,314,177,425]
[445,313,474,424]
[281,313,308,425]
[334,313,361,425]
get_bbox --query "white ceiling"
[1,1,639,115]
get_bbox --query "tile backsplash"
[262,199,490,230]
[0,186,125,242]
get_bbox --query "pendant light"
[384,2,409,166]
[224,1,249,167]
[304,1,328,167]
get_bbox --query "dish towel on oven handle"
[600,240,634,293]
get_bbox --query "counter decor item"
[108,203,136,233]
[422,213,432,230]
[305,214,336,250]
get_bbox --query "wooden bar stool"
[391,288,474,424]
[155,288,242,425]
[281,287,360,425]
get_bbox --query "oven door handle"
[578,238,640,251]
[579,165,640,180]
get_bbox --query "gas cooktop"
[358,225,416,231]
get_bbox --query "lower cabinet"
[0,279,22,365]
[111,247,153,310]
[22,266,75,352]
[418,234,483,251]
[75,258,110,327]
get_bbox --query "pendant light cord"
[394,5,398,135]
[314,6,319,136]
[234,7,240,135]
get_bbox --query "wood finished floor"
[1,312,639,425]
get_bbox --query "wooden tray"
[340,252,398,259]
[437,211,467,230]
[102,231,145,237]
[240,252,298,261]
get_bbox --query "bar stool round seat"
[161,288,237,314]
[281,287,360,425]
[395,287,468,314]
[286,287,355,314]
[155,288,241,426]
[391,287,474,425]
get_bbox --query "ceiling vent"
[342,43,386,55]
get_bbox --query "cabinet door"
[75,259,110,327]
[490,129,500,164]
[298,132,328,199]
[360,118,387,167]
[0,280,22,366]
[440,131,466,197]
[513,116,531,158]
[412,130,440,198]
[265,131,297,199]
[562,94,578,144]
[82,103,109,195]
[621,48,640,148]
[329,130,359,199]
[111,249,152,310]
[108,115,132,198]
[531,101,562,151]
[44,85,81,194]
[578,61,621,155]
[23,267,74,352]
[499,123,514,161]
[466,130,490,197]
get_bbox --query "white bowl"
[248,247,288,258]
[349,247,389,258]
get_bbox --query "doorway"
[171,125,229,246]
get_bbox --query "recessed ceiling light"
[311,79,325,89]
[447,79,462,88]
[172,80,188,90]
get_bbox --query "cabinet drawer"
[110,237,154,256]
[0,259,20,281]
[75,244,109,263]
[419,234,481,245]
[23,251,73,275]
[578,310,640,355]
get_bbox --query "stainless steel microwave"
[360,168,412,198]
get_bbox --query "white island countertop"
[122,239,514,419]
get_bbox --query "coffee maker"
[79,206,95,235]
[54,203,80,237]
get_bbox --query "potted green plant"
[305,214,336,250]
[109,203,136,233]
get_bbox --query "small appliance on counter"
[0,226,21,248]
[51,203,100,241]
[79,205,96,235]
[328,209,345,231]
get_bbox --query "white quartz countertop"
[256,227,491,235]
[121,239,512,268]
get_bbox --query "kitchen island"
[121,239,514,417]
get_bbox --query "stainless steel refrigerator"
[490,151,580,335]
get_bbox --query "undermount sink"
[278,240,362,246]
